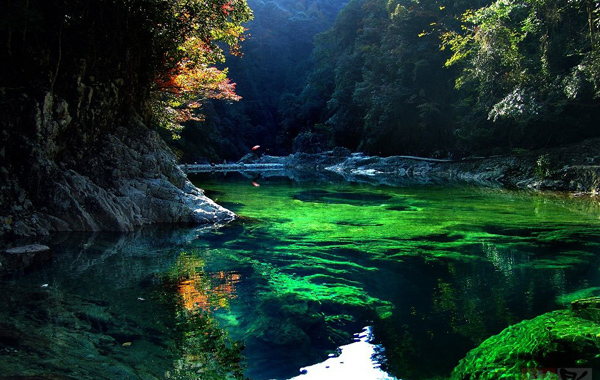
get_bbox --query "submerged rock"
[4,244,50,255]
[1,244,52,273]
[450,297,600,380]
[570,297,600,323]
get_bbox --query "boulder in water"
[1,244,52,273]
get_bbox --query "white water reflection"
[289,327,399,380]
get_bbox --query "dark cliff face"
[0,2,236,239]
[0,88,235,238]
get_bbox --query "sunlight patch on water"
[289,327,398,380]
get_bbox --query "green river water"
[1,174,600,379]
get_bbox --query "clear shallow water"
[2,175,600,380]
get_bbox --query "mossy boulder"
[451,297,600,380]
[571,297,600,323]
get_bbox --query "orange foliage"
[173,64,241,101]
[152,0,252,126]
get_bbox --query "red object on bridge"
[251,145,261,151]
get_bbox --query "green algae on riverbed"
[3,176,600,380]
[191,175,600,379]
[199,176,600,266]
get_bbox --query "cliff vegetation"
[0,0,252,238]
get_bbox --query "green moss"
[257,261,393,315]
[451,298,600,380]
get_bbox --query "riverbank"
[189,138,600,194]
[0,92,235,240]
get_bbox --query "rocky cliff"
[0,91,235,239]
[0,1,247,240]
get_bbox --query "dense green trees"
[6,0,599,161]
[281,0,461,156]
[444,0,600,152]
[283,0,600,157]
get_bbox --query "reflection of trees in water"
[164,252,246,380]
[433,249,572,343]
[19,230,248,380]
[483,243,529,277]
[174,253,242,312]
[380,251,578,380]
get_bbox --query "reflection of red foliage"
[178,271,242,312]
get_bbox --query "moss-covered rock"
[450,298,600,380]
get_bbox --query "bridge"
[180,162,287,173]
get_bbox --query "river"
[1,174,600,380]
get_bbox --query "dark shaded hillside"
[168,0,349,162]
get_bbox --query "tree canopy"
[269,0,600,157]
[0,0,252,128]
[442,0,600,151]
[5,0,600,161]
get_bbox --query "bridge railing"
[180,163,287,173]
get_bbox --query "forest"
[4,0,598,161]
[163,0,600,161]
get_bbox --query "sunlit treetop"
[151,0,253,134]
[441,0,600,124]
[153,0,252,95]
